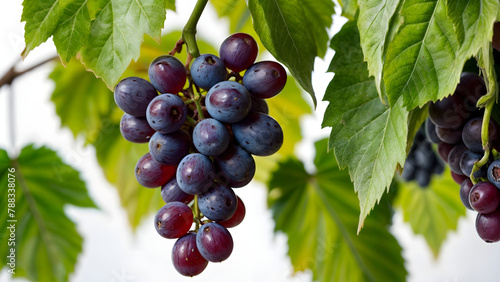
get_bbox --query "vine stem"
[182,0,209,59]
[0,56,58,88]
[194,195,200,231]
[471,43,499,184]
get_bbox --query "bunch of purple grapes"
[113,33,286,276]
[425,72,500,243]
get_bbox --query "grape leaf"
[384,0,499,110]
[247,0,335,106]
[49,59,116,143]
[338,0,358,20]
[0,145,96,282]
[268,139,406,282]
[395,168,466,256]
[21,0,60,57]
[165,0,175,10]
[53,0,91,63]
[80,0,166,89]
[322,21,408,231]
[357,0,399,95]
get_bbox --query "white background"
[1,1,500,282]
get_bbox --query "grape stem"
[471,43,499,184]
[194,195,201,231]
[0,55,58,89]
[182,0,209,59]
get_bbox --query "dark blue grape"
[401,160,416,181]
[217,196,245,228]
[148,55,187,94]
[161,176,194,204]
[114,77,157,117]
[192,118,230,157]
[463,117,500,153]
[232,112,283,156]
[415,169,431,188]
[219,33,258,72]
[146,94,187,134]
[448,144,468,175]
[120,113,155,143]
[154,202,193,239]
[177,153,215,195]
[242,61,287,99]
[196,222,233,262]
[460,178,474,210]
[460,150,486,178]
[135,152,176,188]
[206,81,252,123]
[198,182,237,221]
[435,126,462,144]
[149,130,191,166]
[250,97,269,114]
[425,118,441,144]
[172,233,208,276]
[214,144,255,187]
[190,54,227,90]
[428,95,467,129]
[488,159,500,189]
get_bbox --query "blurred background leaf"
[267,138,407,282]
[0,145,96,282]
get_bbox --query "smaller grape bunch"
[113,33,285,276]
[401,123,444,188]
[423,72,500,243]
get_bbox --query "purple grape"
[217,196,245,228]
[487,159,500,189]
[192,118,230,157]
[154,202,193,239]
[114,77,158,117]
[198,182,237,221]
[435,126,462,144]
[428,95,467,129]
[161,176,194,204]
[460,178,474,210]
[462,117,500,153]
[148,55,187,94]
[196,222,233,262]
[190,54,227,90]
[242,61,287,99]
[232,112,283,156]
[176,153,215,195]
[447,144,468,175]
[149,130,191,166]
[219,33,258,72]
[455,73,486,112]
[469,182,500,214]
[172,233,208,276]
[214,144,255,187]
[437,142,454,163]
[146,94,187,134]
[206,81,252,123]
[476,209,500,243]
[459,150,487,178]
[452,171,468,184]
[135,152,176,188]
[120,113,155,143]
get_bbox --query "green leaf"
[268,139,406,282]
[395,168,466,256]
[247,0,335,106]
[0,145,95,282]
[81,0,166,89]
[338,0,358,20]
[165,0,175,10]
[49,59,115,142]
[297,0,334,58]
[21,0,60,57]
[357,0,399,95]
[53,0,91,63]
[384,0,499,109]
[322,21,408,230]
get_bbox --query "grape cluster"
[113,33,286,276]
[401,124,444,188]
[425,72,500,243]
